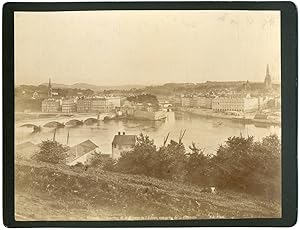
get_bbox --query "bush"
[116,133,157,175]
[114,132,281,200]
[90,153,116,171]
[212,134,281,199]
[35,140,69,164]
[184,143,212,185]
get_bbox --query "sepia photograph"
[13,9,282,221]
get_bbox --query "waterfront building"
[174,95,182,105]
[41,98,60,112]
[91,98,107,113]
[77,98,92,113]
[192,96,214,109]
[62,98,76,113]
[264,64,272,90]
[181,97,192,107]
[212,95,258,112]
[65,139,99,166]
[106,97,121,108]
[112,132,136,160]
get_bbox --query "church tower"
[264,64,272,90]
[48,78,53,98]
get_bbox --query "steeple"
[264,64,272,90]
[48,78,53,98]
[266,64,270,76]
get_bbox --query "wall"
[244,97,259,112]
[112,144,134,160]
[133,110,166,120]
[66,150,95,166]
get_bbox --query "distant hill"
[40,83,145,91]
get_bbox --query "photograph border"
[3,1,298,227]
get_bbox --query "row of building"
[178,94,273,113]
[42,96,123,113]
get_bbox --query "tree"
[185,143,211,185]
[35,140,69,164]
[89,152,116,171]
[212,134,281,199]
[116,133,157,175]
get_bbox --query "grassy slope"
[15,160,281,221]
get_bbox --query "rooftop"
[66,139,98,162]
[112,134,136,146]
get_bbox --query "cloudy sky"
[15,10,280,86]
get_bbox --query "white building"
[112,132,136,160]
[105,97,121,108]
[212,96,258,113]
[65,139,99,166]
[42,98,60,112]
[62,98,76,113]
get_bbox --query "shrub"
[212,134,281,199]
[35,140,69,164]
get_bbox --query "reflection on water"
[15,112,281,155]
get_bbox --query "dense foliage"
[113,133,281,199]
[127,94,159,105]
[35,140,69,164]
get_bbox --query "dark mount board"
[2,1,297,227]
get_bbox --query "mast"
[66,129,70,145]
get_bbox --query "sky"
[14,10,280,86]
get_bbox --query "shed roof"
[112,135,136,146]
[66,139,98,162]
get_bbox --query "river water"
[15,112,281,155]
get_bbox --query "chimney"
[123,132,125,135]
[118,132,121,135]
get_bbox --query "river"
[15,111,281,155]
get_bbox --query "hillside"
[39,82,145,91]
[15,160,281,221]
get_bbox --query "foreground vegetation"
[15,133,281,220]
[92,133,281,201]
[15,159,280,221]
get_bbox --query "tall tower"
[48,78,53,98]
[264,64,272,90]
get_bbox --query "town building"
[192,96,214,109]
[65,139,99,166]
[77,97,121,113]
[42,98,60,112]
[77,98,92,113]
[112,132,136,160]
[212,95,258,112]
[181,97,192,107]
[62,98,76,113]
[90,98,107,113]
[264,64,272,90]
[106,97,121,108]
[32,91,40,100]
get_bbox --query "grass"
[15,159,281,221]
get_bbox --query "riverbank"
[176,107,281,126]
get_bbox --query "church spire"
[48,77,52,98]
[266,64,270,76]
[264,64,272,90]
